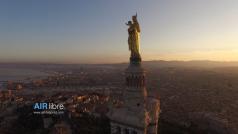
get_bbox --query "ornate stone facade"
[109,59,160,134]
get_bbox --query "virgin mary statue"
[126,14,141,62]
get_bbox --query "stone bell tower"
[109,15,160,134]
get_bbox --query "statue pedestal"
[130,56,142,66]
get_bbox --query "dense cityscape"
[0,61,238,134]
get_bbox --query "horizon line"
[1,59,238,65]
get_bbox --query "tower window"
[137,103,140,107]
[132,130,137,134]
[124,128,129,134]
[116,126,121,134]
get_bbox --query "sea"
[0,68,50,81]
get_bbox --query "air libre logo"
[33,103,64,110]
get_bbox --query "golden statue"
[126,14,141,63]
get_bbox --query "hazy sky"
[1,0,238,63]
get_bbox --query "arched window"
[126,77,129,85]
[124,128,129,134]
[132,130,137,134]
[116,126,121,134]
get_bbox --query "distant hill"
[1,60,238,69]
[141,60,238,68]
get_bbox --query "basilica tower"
[109,15,160,134]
